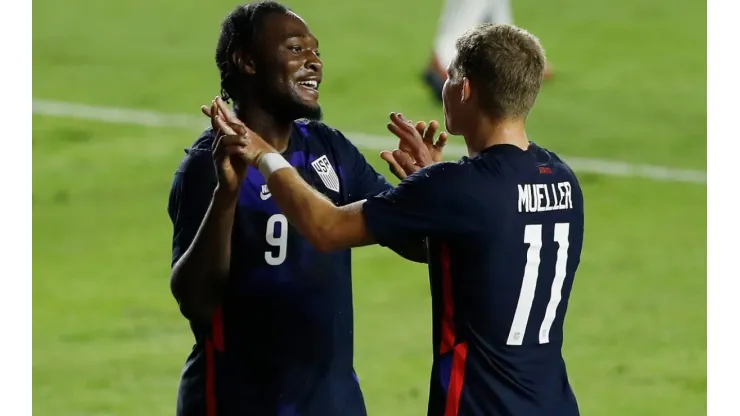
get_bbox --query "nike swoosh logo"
[260,190,271,200]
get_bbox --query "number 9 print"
[265,214,288,266]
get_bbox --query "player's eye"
[289,45,302,54]
[315,50,321,58]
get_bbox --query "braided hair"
[215,1,291,103]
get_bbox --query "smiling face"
[250,11,323,122]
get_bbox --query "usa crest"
[310,155,340,193]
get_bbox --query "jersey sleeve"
[320,125,393,202]
[167,148,217,266]
[361,162,478,247]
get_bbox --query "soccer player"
[424,0,553,100]
[167,2,434,415]
[212,23,584,416]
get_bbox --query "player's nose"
[305,53,323,73]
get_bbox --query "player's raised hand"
[204,97,277,173]
[201,98,251,197]
[382,112,448,179]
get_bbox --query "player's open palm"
[382,112,448,180]
[201,98,251,196]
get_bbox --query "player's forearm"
[170,189,236,321]
[267,168,344,252]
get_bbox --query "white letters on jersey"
[507,223,570,345]
[311,155,341,193]
[518,182,573,213]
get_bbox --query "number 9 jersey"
[167,121,393,416]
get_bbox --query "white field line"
[32,99,706,184]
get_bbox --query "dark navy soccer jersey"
[167,120,392,416]
[363,143,584,416]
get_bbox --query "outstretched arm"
[260,155,474,255]
[208,104,468,254]
[265,166,373,252]
[326,121,430,262]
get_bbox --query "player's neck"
[464,118,529,157]
[234,103,292,153]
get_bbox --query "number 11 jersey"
[167,120,392,416]
[362,143,584,416]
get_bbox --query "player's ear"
[233,51,257,75]
[461,77,471,103]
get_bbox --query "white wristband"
[258,152,292,179]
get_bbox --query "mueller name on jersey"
[518,182,573,213]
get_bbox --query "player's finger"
[215,97,240,125]
[226,120,248,136]
[389,113,420,137]
[214,114,237,136]
[214,96,229,117]
[393,113,416,131]
[201,105,213,118]
[213,135,239,160]
[212,113,229,134]
[389,123,427,166]
[434,131,448,149]
[222,143,248,156]
[396,136,414,156]
[213,98,230,124]
[423,120,440,145]
[216,134,248,148]
[388,124,422,163]
[212,132,224,153]
[391,119,434,166]
[210,100,219,122]
[380,150,407,180]
[387,122,422,152]
[211,97,225,122]
[397,113,415,126]
[392,149,418,175]
[415,121,427,139]
[381,150,408,179]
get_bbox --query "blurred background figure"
[424,0,553,99]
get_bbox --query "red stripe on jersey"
[205,307,224,415]
[444,342,469,416]
[205,339,217,416]
[440,244,455,354]
[212,306,225,352]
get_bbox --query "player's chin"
[295,85,320,104]
[443,115,456,136]
[294,100,323,121]
[443,104,462,135]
